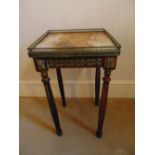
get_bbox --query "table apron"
[33,57,117,71]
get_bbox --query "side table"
[28,29,121,138]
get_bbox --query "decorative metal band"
[29,46,119,56]
[29,49,120,58]
[47,58,102,68]
[31,46,117,52]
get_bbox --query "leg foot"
[96,131,102,138]
[56,129,63,136]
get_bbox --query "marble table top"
[28,29,121,58]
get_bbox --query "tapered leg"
[96,69,111,138]
[41,71,62,136]
[56,68,67,107]
[95,67,101,106]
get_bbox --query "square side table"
[28,28,121,138]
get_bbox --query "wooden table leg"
[96,69,111,138]
[56,68,67,107]
[41,71,63,136]
[95,67,101,106]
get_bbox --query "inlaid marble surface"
[35,32,114,48]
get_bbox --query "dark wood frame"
[28,28,121,138]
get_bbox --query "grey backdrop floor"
[19,97,135,155]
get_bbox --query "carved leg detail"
[56,68,67,107]
[95,67,101,106]
[41,71,62,136]
[96,69,111,138]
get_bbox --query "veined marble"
[35,32,114,48]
